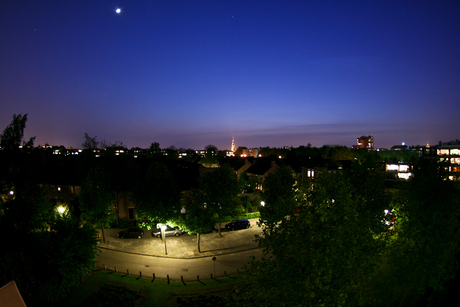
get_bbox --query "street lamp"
[159,224,168,255]
[57,206,66,215]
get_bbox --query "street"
[96,218,264,281]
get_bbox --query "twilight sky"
[1,1,459,150]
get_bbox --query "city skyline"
[1,1,459,150]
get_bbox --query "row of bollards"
[103,265,241,283]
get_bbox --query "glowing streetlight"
[57,205,66,216]
[260,201,265,207]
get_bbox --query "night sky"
[1,1,459,150]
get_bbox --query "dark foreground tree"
[0,204,98,307]
[238,170,387,306]
[385,158,460,306]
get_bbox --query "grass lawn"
[65,269,246,307]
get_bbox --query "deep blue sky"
[1,1,459,150]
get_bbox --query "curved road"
[96,218,264,281]
[97,248,263,282]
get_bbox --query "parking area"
[97,218,261,258]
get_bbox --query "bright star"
[115,8,121,14]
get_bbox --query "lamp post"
[159,224,168,255]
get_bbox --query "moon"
[115,8,121,14]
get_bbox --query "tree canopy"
[199,164,240,235]
[130,161,181,227]
[79,167,116,242]
[0,113,35,150]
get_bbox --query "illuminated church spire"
[231,137,235,153]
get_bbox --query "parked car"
[151,226,183,237]
[117,228,144,239]
[225,219,250,231]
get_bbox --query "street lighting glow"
[57,206,66,214]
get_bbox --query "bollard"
[103,264,106,270]
[211,273,213,279]
[197,275,199,282]
[115,267,118,273]
[181,276,186,286]
[167,275,170,284]
[127,269,129,275]
[153,273,155,281]
[139,271,142,277]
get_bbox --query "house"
[245,160,279,190]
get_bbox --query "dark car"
[117,228,144,239]
[225,219,250,231]
[151,226,183,237]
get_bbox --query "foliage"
[205,144,218,157]
[344,154,391,232]
[385,158,460,304]
[148,141,161,157]
[199,164,240,235]
[82,133,99,150]
[79,167,116,242]
[260,166,297,228]
[241,169,387,306]
[180,189,218,252]
[0,213,98,307]
[108,217,130,229]
[0,113,35,150]
[130,161,181,225]
[182,190,217,233]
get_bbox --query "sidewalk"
[96,218,261,259]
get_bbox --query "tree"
[0,211,98,307]
[165,145,179,159]
[205,144,218,158]
[259,166,297,228]
[79,167,115,243]
[181,189,217,253]
[130,161,181,227]
[82,133,98,150]
[199,164,240,236]
[0,113,35,150]
[385,158,460,305]
[148,142,161,156]
[99,138,125,150]
[241,170,386,306]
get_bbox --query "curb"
[97,244,260,259]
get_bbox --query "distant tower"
[231,138,235,153]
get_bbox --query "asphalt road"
[96,248,263,282]
[96,218,264,281]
